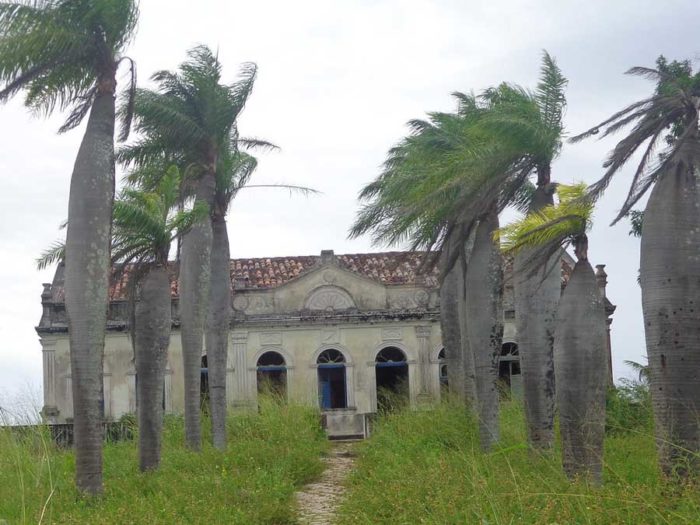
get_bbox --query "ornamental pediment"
[304,285,356,311]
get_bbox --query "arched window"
[438,348,448,388]
[317,349,347,410]
[375,347,409,411]
[256,351,287,399]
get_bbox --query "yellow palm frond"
[497,182,593,254]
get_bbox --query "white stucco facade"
[37,250,610,438]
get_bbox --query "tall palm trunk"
[641,166,700,476]
[514,183,560,450]
[440,262,466,401]
[64,90,115,495]
[465,209,503,450]
[206,211,231,450]
[457,250,478,406]
[180,172,215,451]
[554,237,606,483]
[440,228,476,405]
[135,264,170,471]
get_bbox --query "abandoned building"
[36,250,615,438]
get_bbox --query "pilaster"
[415,325,433,403]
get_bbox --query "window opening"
[498,343,520,396]
[438,348,448,389]
[317,349,347,409]
[375,346,409,412]
[200,355,209,412]
[256,351,287,400]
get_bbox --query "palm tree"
[112,166,206,471]
[351,94,519,448]
[499,183,606,483]
[37,167,207,471]
[206,147,314,449]
[119,46,259,450]
[571,56,700,476]
[0,0,138,494]
[464,207,503,449]
[472,53,568,450]
[351,54,565,450]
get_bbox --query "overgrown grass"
[0,397,327,524]
[338,391,700,524]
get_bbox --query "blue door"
[319,375,332,409]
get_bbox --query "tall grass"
[338,393,700,524]
[0,397,327,524]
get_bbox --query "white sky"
[1,0,698,409]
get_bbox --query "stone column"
[164,364,173,413]
[41,339,59,422]
[127,370,137,413]
[102,372,112,420]
[231,331,249,408]
[415,325,433,403]
[64,375,73,421]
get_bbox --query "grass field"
[0,398,327,524]
[337,389,700,525]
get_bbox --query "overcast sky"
[1,0,698,411]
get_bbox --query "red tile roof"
[101,252,440,300]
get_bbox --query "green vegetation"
[0,399,326,524]
[338,394,700,524]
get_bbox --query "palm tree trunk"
[465,209,503,451]
[440,235,477,405]
[135,264,171,471]
[457,250,478,407]
[514,184,560,450]
[179,173,215,451]
[641,166,700,476]
[441,263,465,401]
[554,253,606,484]
[63,91,115,495]
[206,212,231,450]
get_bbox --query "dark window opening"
[438,348,448,388]
[317,349,347,410]
[200,355,209,412]
[257,351,287,400]
[498,343,520,397]
[375,347,409,412]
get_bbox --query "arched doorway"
[256,351,287,399]
[375,346,409,411]
[317,349,347,409]
[498,342,522,398]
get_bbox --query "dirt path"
[295,442,356,525]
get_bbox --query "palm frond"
[36,239,65,270]
[536,50,568,132]
[0,0,138,129]
[497,182,592,254]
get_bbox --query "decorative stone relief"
[231,331,248,343]
[260,332,282,346]
[395,292,412,309]
[232,295,249,311]
[321,329,339,344]
[414,289,430,307]
[250,295,273,311]
[304,286,355,311]
[415,325,432,339]
[322,270,338,284]
[382,327,403,340]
